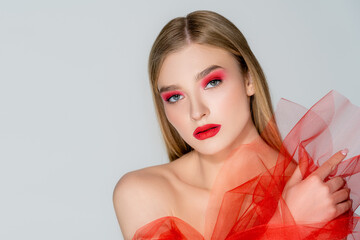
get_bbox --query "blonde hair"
[149,10,282,161]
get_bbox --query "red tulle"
[132,90,360,240]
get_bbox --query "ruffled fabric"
[133,90,360,240]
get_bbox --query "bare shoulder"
[113,164,176,240]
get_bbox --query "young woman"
[113,10,359,240]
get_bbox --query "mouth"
[193,124,221,140]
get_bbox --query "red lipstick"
[193,124,221,140]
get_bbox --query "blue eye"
[205,79,222,89]
[167,94,184,103]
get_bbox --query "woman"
[113,10,359,240]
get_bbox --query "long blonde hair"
[149,10,282,161]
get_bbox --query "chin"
[191,140,231,156]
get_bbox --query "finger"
[311,149,348,181]
[332,188,350,204]
[326,177,345,193]
[285,165,303,188]
[335,200,352,218]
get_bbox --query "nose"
[190,95,210,121]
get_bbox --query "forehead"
[157,44,239,87]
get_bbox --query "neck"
[193,119,260,190]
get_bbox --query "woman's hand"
[282,149,352,224]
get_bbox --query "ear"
[245,72,255,97]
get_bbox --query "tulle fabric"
[132,90,360,240]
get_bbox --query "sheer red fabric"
[132,90,360,240]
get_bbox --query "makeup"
[200,69,226,88]
[160,90,184,102]
[193,124,221,140]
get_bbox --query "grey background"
[0,0,359,239]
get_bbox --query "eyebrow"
[158,65,223,94]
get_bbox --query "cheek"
[163,104,189,135]
[227,90,250,116]
[207,83,249,118]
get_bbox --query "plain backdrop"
[0,0,359,239]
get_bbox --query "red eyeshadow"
[160,90,184,101]
[200,69,226,88]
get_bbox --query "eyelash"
[204,79,222,89]
[166,94,184,103]
[164,78,223,104]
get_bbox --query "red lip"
[193,124,221,140]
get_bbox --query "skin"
[113,43,351,240]
[157,43,259,189]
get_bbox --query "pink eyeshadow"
[200,69,226,88]
[160,90,184,101]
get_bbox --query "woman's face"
[157,43,256,156]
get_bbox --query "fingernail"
[341,148,349,155]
